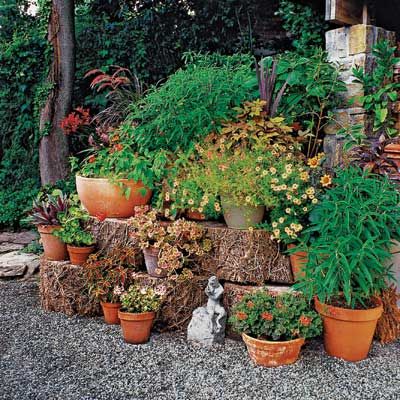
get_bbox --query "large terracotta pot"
[118,310,156,344]
[220,196,265,230]
[143,246,168,278]
[37,225,68,261]
[100,302,121,325]
[242,333,305,367]
[315,297,383,362]
[67,245,95,266]
[287,244,308,280]
[76,175,152,219]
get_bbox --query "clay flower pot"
[287,244,308,280]
[242,333,305,367]
[118,310,156,344]
[37,225,68,261]
[186,210,206,221]
[143,246,168,278]
[315,297,383,362]
[221,196,265,230]
[67,245,95,266]
[100,302,121,325]
[76,175,152,219]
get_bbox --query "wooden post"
[326,0,364,25]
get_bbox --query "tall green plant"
[295,167,400,308]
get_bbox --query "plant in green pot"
[54,195,96,265]
[26,190,69,261]
[230,290,322,367]
[295,167,400,362]
[118,284,163,344]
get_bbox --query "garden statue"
[187,276,226,345]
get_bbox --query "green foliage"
[276,0,327,55]
[125,55,258,153]
[120,284,162,314]
[352,40,400,137]
[295,167,400,308]
[229,290,322,341]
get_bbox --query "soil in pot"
[37,225,68,261]
[67,245,95,266]
[143,246,168,278]
[76,176,152,219]
[287,244,307,280]
[242,333,305,367]
[220,197,265,230]
[101,302,121,325]
[118,310,156,344]
[315,297,383,362]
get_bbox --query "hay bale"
[39,257,100,317]
[375,286,400,344]
[131,272,208,332]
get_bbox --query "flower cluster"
[130,207,212,275]
[120,284,162,314]
[229,290,322,341]
[60,107,91,135]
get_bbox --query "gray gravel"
[1,280,399,400]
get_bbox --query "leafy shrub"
[120,284,162,314]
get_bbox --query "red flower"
[114,143,124,152]
[261,312,273,321]
[60,107,91,135]
[236,311,248,321]
[88,155,96,163]
[247,301,254,309]
[299,315,312,327]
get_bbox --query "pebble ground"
[1,280,399,400]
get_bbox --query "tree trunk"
[39,0,75,185]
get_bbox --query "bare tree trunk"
[39,0,75,185]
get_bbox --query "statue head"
[208,276,219,288]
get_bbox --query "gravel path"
[1,280,399,400]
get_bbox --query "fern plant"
[295,167,400,309]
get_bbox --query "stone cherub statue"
[187,276,226,345]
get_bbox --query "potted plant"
[85,248,137,324]
[130,206,212,278]
[230,290,322,367]
[54,195,96,265]
[26,190,69,261]
[296,167,400,361]
[118,284,162,344]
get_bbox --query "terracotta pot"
[118,310,156,344]
[67,245,95,266]
[37,225,68,261]
[186,210,206,221]
[143,246,168,278]
[76,175,152,219]
[220,196,265,230]
[242,333,305,367]
[287,244,308,280]
[100,302,121,325]
[315,297,383,362]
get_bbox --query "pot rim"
[100,301,121,308]
[76,175,145,186]
[314,296,383,322]
[67,244,96,252]
[118,310,156,321]
[38,224,61,233]
[242,332,305,346]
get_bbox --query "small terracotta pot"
[242,333,305,367]
[221,196,265,230]
[76,175,152,219]
[186,210,206,221]
[67,245,95,266]
[118,310,156,344]
[287,244,308,280]
[100,302,121,325]
[37,225,68,261]
[315,297,383,362]
[143,246,168,278]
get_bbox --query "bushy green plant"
[229,290,322,340]
[295,167,400,309]
[120,284,162,314]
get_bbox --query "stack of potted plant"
[296,167,400,361]
[118,284,163,344]
[27,190,69,261]
[54,195,96,265]
[230,290,322,367]
[130,206,212,278]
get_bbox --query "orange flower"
[320,174,332,187]
[114,143,124,152]
[261,312,273,321]
[236,311,248,321]
[247,301,254,309]
[88,155,96,163]
[307,157,319,169]
[299,315,312,326]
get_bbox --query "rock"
[0,251,40,278]
[0,230,37,245]
[0,243,24,254]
